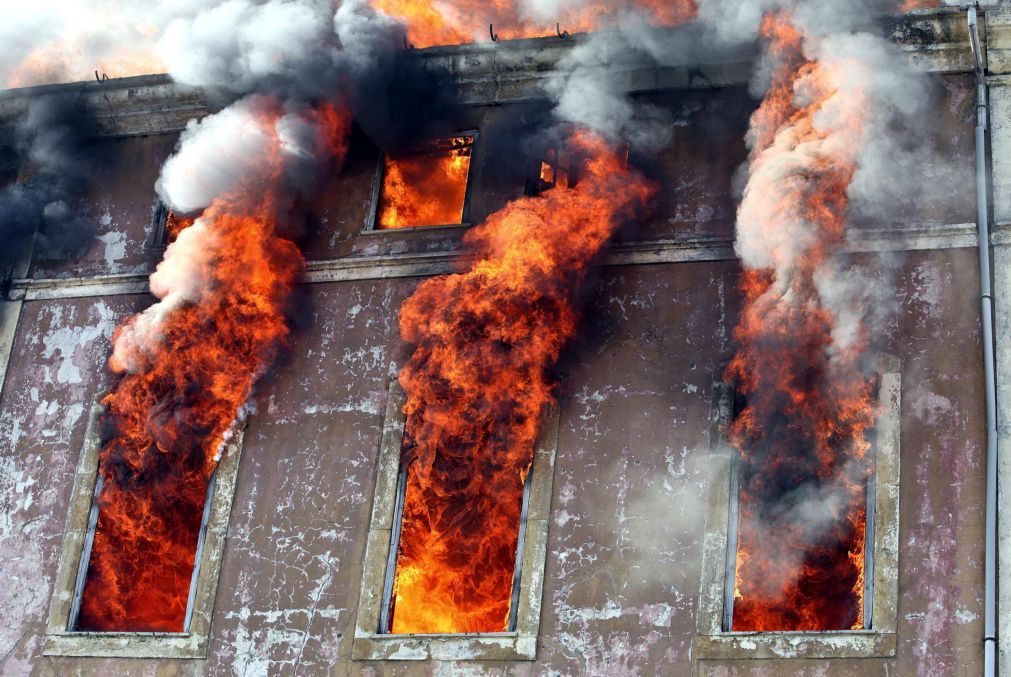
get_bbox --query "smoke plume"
[0,94,99,291]
[713,1,933,630]
[392,132,655,633]
[78,0,409,630]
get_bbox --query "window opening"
[372,134,475,230]
[71,468,219,632]
[723,378,879,632]
[529,147,578,195]
[378,460,532,634]
[695,364,900,660]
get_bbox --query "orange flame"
[373,0,697,47]
[391,130,654,633]
[377,136,473,229]
[164,210,196,243]
[726,14,875,632]
[76,102,351,631]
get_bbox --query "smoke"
[158,0,342,99]
[0,2,203,88]
[0,94,99,287]
[717,1,936,630]
[542,7,698,151]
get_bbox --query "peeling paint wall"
[0,70,989,676]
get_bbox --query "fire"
[391,130,654,633]
[726,14,876,632]
[6,42,164,89]
[164,210,196,243]
[377,136,473,229]
[76,102,351,631]
[371,0,697,48]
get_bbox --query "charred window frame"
[525,146,580,196]
[695,358,901,660]
[147,198,171,256]
[43,402,244,658]
[146,199,196,263]
[353,377,558,661]
[364,132,478,232]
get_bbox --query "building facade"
[0,5,1009,675]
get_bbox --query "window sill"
[360,223,471,236]
[694,630,897,660]
[43,631,207,659]
[352,631,536,661]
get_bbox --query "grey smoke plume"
[726,1,932,335]
[0,94,99,287]
[158,0,343,99]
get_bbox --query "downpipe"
[965,5,998,676]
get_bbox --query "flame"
[76,102,351,631]
[372,0,697,47]
[390,130,654,633]
[5,31,165,89]
[377,136,473,229]
[164,210,196,243]
[899,0,937,11]
[726,13,876,632]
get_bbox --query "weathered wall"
[0,252,987,675]
[0,65,990,676]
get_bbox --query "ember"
[725,14,876,632]
[377,136,473,229]
[76,102,351,631]
[389,131,654,633]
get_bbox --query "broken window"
[694,361,902,659]
[527,147,577,195]
[70,468,218,632]
[352,378,557,661]
[44,404,243,658]
[371,134,475,230]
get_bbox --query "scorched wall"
[0,9,1001,675]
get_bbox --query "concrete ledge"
[7,223,982,302]
[694,631,897,660]
[0,9,982,138]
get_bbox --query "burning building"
[0,1,1009,674]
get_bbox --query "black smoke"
[0,93,99,293]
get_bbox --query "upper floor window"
[370,134,476,230]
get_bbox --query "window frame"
[363,131,479,233]
[694,357,902,660]
[43,402,244,658]
[352,377,558,661]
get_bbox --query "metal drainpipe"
[966,5,998,676]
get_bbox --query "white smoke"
[0,1,214,88]
[157,0,338,95]
[156,99,278,213]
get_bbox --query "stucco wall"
[0,69,989,675]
